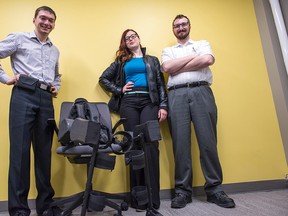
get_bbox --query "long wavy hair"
[116,29,142,62]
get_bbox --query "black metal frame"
[134,120,163,216]
[47,101,131,216]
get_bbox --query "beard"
[174,28,190,40]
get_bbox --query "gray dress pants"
[168,85,223,197]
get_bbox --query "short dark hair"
[172,14,190,26]
[34,6,57,20]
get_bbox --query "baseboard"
[1,179,287,212]
[160,179,288,199]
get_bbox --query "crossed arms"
[161,54,215,76]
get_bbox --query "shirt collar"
[29,31,53,46]
[174,39,194,48]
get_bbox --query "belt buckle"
[39,83,48,91]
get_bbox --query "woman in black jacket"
[99,29,168,211]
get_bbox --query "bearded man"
[161,14,235,209]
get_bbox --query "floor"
[1,189,287,216]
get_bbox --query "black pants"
[8,86,55,215]
[120,93,160,209]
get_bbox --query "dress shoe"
[207,191,235,208]
[135,203,160,212]
[136,208,146,212]
[171,193,192,208]
[13,210,30,216]
[39,206,62,216]
[153,204,160,210]
[133,204,146,212]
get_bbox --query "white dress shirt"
[161,39,214,88]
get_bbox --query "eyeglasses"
[173,21,189,29]
[125,33,137,41]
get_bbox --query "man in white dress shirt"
[161,14,235,209]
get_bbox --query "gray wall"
[280,0,288,30]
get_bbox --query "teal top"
[124,57,148,87]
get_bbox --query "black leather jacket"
[99,51,168,111]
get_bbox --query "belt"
[37,81,51,92]
[124,91,149,95]
[168,81,208,91]
[124,86,149,95]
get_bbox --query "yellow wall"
[0,0,287,200]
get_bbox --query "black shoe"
[207,191,235,208]
[153,204,160,210]
[40,206,62,216]
[135,203,159,212]
[171,193,192,208]
[134,204,147,212]
[13,210,30,216]
[136,208,146,212]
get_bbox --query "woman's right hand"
[122,81,134,93]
